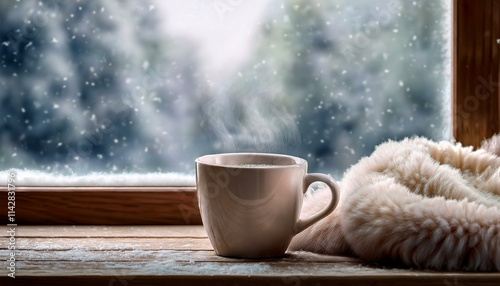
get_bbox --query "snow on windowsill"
[0,169,195,187]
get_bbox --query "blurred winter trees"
[0,0,206,173]
[203,0,448,174]
[0,0,449,176]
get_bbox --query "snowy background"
[0,0,451,178]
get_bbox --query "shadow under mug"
[196,153,339,258]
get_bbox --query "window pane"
[0,0,450,177]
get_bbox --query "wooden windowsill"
[0,186,201,225]
[1,225,499,285]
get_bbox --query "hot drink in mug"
[196,153,339,258]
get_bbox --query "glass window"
[0,0,451,178]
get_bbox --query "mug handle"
[294,173,340,235]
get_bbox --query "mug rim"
[195,152,306,169]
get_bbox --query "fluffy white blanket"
[291,136,500,271]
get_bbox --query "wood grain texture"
[5,225,207,238]
[453,0,500,147]
[0,187,201,225]
[1,226,499,286]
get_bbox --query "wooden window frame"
[453,0,500,147]
[1,0,499,225]
[1,186,201,225]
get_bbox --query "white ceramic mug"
[196,153,339,258]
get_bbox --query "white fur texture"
[290,136,500,271]
[0,169,195,186]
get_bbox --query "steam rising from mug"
[202,74,301,152]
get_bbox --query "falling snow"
[0,0,450,176]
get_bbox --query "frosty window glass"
[0,0,450,177]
